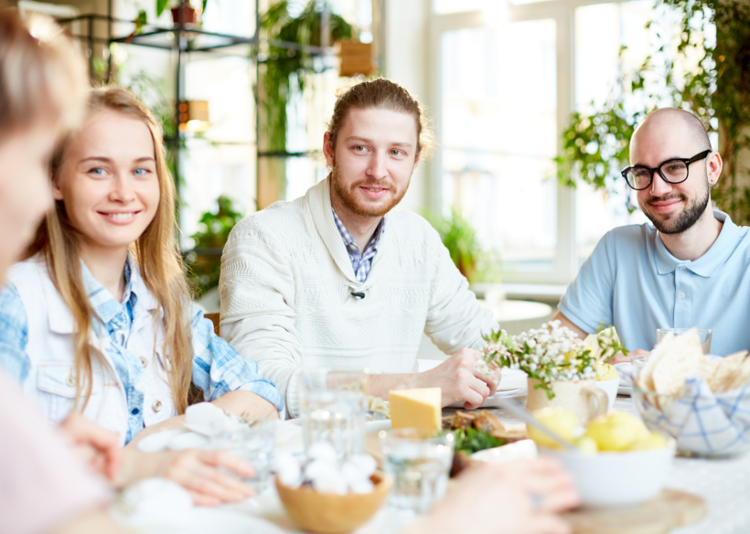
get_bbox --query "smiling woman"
[0,86,284,506]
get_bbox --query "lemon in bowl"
[531,410,675,507]
[594,362,620,411]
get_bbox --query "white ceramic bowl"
[540,441,676,508]
[594,377,620,411]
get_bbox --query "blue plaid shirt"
[331,209,386,283]
[0,258,283,443]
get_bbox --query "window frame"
[426,0,630,285]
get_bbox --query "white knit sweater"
[219,178,496,416]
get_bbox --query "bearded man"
[219,78,498,417]
[555,107,750,355]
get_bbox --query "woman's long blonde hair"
[26,86,193,414]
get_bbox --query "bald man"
[555,108,750,355]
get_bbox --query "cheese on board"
[389,388,442,430]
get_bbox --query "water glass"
[656,328,712,354]
[379,428,455,514]
[631,353,649,374]
[217,421,275,491]
[299,389,366,459]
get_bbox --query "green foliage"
[426,208,501,284]
[156,0,170,18]
[187,196,244,296]
[556,0,750,224]
[259,1,353,151]
[452,427,505,455]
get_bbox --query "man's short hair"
[635,108,711,151]
[326,78,434,159]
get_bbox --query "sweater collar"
[308,177,390,286]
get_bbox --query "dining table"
[120,389,750,534]
[204,392,750,534]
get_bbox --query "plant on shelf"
[259,0,353,152]
[426,208,501,285]
[186,196,244,297]
[155,0,207,23]
[555,0,750,224]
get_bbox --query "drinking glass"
[656,328,712,354]
[631,353,649,374]
[299,388,366,459]
[216,420,275,491]
[379,428,455,514]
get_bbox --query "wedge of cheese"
[389,388,442,430]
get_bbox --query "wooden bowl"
[275,472,392,534]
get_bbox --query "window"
[431,0,692,284]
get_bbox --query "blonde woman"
[0,85,283,505]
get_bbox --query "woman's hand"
[58,413,122,481]
[116,448,256,506]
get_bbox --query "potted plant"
[155,0,207,26]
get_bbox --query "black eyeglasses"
[621,149,711,191]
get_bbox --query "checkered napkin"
[634,377,750,456]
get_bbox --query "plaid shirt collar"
[331,208,386,283]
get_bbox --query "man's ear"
[323,132,335,167]
[707,151,723,185]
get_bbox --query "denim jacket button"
[139,357,148,368]
[152,400,163,412]
[65,375,75,387]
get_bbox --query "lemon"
[574,436,598,454]
[527,407,579,449]
[583,411,649,451]
[630,431,670,450]
[595,363,619,382]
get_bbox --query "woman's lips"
[98,211,140,224]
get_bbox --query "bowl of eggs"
[274,443,392,534]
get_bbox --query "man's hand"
[404,458,579,534]
[116,448,256,506]
[58,413,121,481]
[415,349,499,409]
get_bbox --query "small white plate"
[614,362,635,396]
[447,388,525,409]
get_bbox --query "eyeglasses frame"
[621,149,712,191]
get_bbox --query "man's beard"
[641,180,710,235]
[330,163,409,217]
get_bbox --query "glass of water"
[656,328,712,354]
[379,428,455,514]
[299,388,366,459]
[216,420,275,492]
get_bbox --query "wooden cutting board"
[564,489,706,534]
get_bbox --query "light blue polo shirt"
[559,210,750,355]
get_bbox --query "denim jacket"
[0,255,283,445]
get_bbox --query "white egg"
[348,454,377,477]
[272,452,300,473]
[312,470,348,495]
[341,461,367,486]
[304,459,339,481]
[307,442,338,463]
[278,463,302,488]
[349,479,374,494]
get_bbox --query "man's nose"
[366,152,388,179]
[650,171,674,197]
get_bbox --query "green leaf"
[156,0,169,18]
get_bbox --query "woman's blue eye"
[89,167,106,176]
[133,168,149,176]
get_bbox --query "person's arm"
[556,231,617,337]
[0,283,32,382]
[367,223,500,409]
[402,458,579,534]
[53,509,131,534]
[0,371,114,534]
[552,310,588,339]
[58,412,122,481]
[220,220,304,415]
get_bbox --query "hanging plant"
[259,1,353,152]
[556,0,750,224]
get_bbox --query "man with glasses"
[553,107,750,355]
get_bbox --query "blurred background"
[10,0,750,344]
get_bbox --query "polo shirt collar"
[654,210,740,278]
